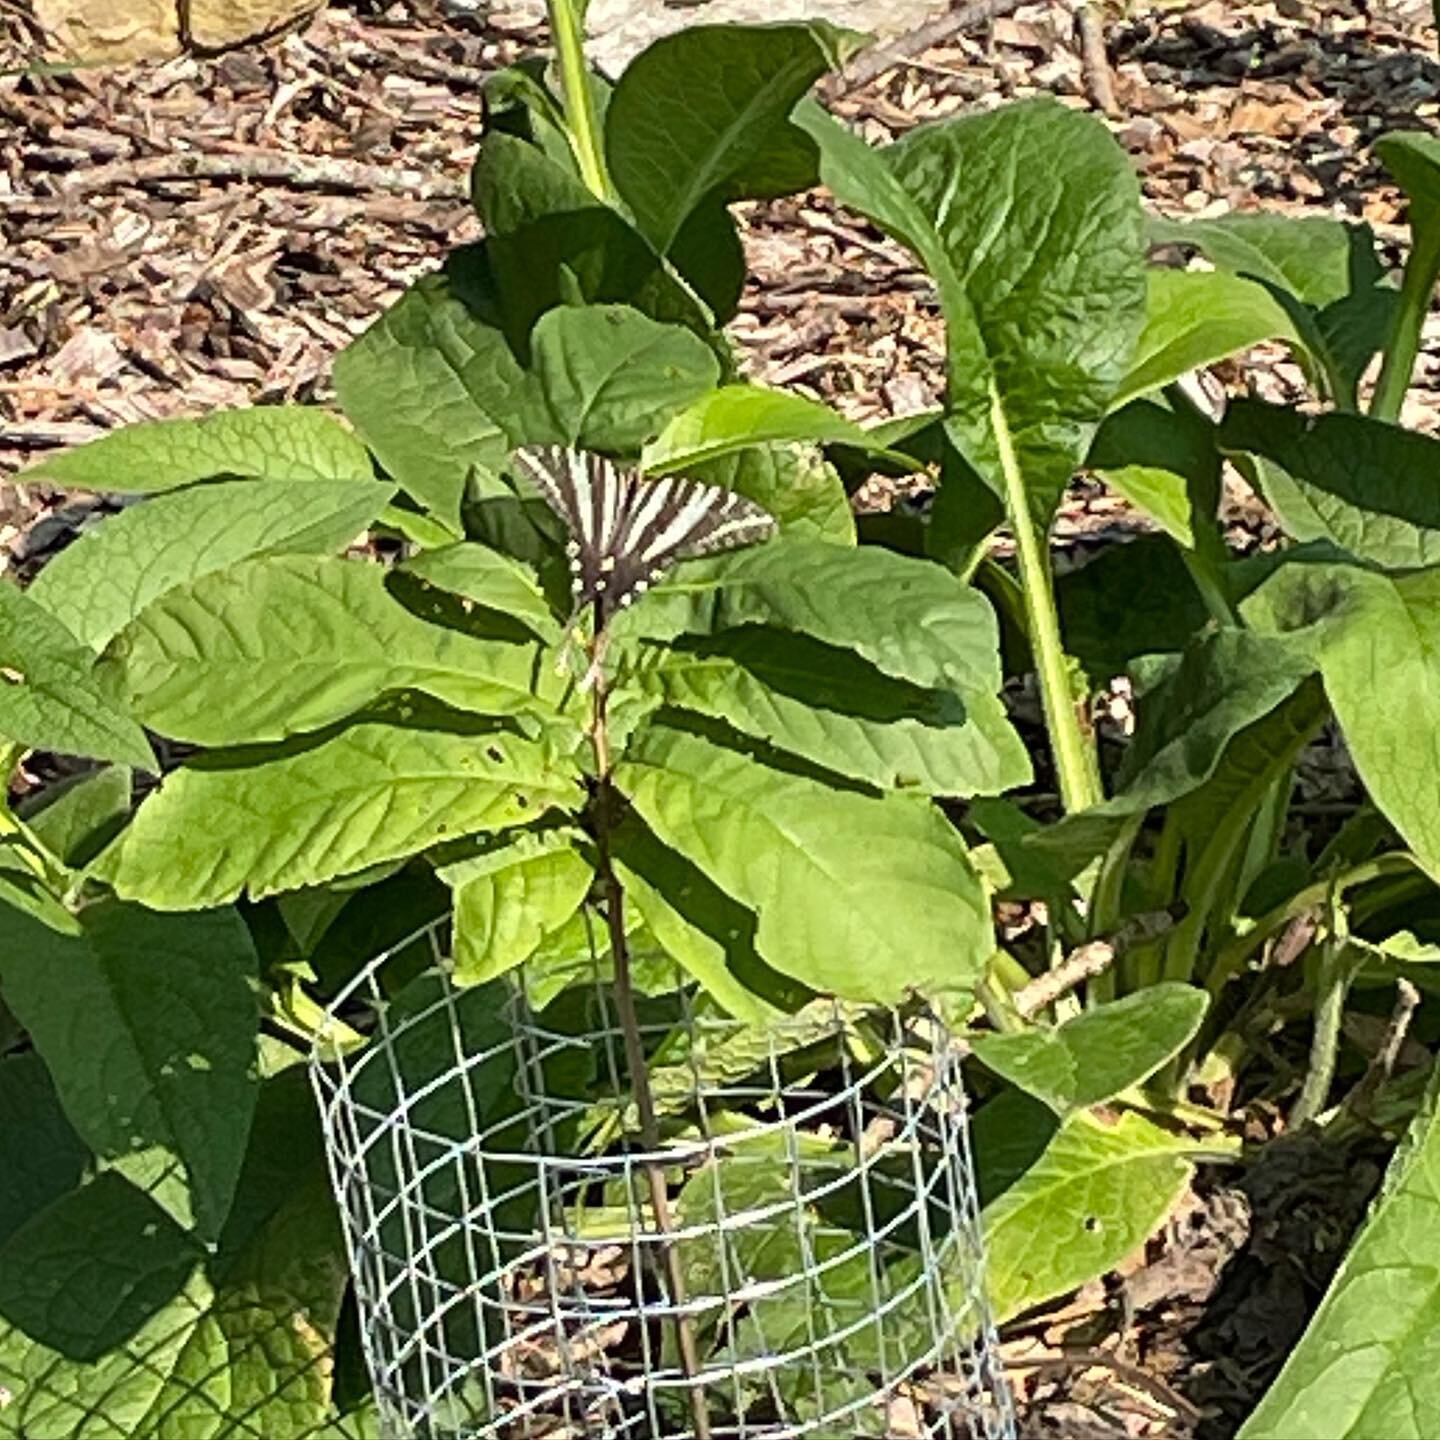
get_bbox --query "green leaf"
[101,554,560,746]
[0,1053,89,1248]
[1239,1068,1440,1439]
[18,407,372,494]
[1244,561,1440,880]
[0,583,153,769]
[681,443,855,544]
[972,1088,1059,1207]
[1150,211,1397,405]
[971,985,1209,1114]
[439,828,593,985]
[21,766,131,869]
[0,901,258,1241]
[399,542,561,643]
[94,722,581,910]
[1111,268,1301,411]
[982,1109,1194,1324]
[28,479,394,653]
[615,720,992,1004]
[333,248,529,529]
[605,22,864,253]
[885,99,1147,515]
[641,384,890,473]
[527,304,721,452]
[1221,400,1440,570]
[629,626,1028,796]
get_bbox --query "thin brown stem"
[589,625,711,1439]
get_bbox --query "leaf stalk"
[547,0,613,201]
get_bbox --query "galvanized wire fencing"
[311,926,1015,1439]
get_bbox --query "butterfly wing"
[512,445,631,605]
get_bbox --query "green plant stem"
[589,638,710,1439]
[990,386,1100,815]
[1289,940,1357,1130]
[1372,222,1440,422]
[1085,814,1142,1005]
[547,0,613,201]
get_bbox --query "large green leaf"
[0,902,258,1241]
[18,407,372,494]
[884,99,1147,515]
[1150,211,1397,406]
[615,721,992,1003]
[1110,268,1301,411]
[399,542,561,643]
[0,583,153,768]
[983,1109,1194,1324]
[29,479,394,653]
[1239,1069,1440,1439]
[0,1069,350,1439]
[641,385,886,473]
[94,722,580,909]
[605,22,862,253]
[439,828,593,985]
[101,554,560,746]
[680,443,855,544]
[971,985,1208,1114]
[1222,400,1440,570]
[1244,561,1440,880]
[629,626,1028,796]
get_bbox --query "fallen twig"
[1013,909,1181,1019]
[836,0,1027,93]
[1341,977,1421,1125]
[1075,3,1122,119]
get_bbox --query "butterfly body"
[512,445,777,622]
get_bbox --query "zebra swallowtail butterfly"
[512,445,777,620]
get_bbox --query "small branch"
[588,627,710,1440]
[1074,4,1122,119]
[1014,941,1115,1018]
[837,0,1026,92]
[1340,978,1421,1127]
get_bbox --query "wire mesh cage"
[311,925,1015,1440]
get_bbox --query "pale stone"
[186,0,321,51]
[34,0,180,63]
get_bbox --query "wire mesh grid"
[311,925,1015,1440]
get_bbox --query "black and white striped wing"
[512,445,776,612]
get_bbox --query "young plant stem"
[587,630,711,1439]
[1289,939,1358,1130]
[547,0,612,201]
[1372,219,1440,423]
[990,386,1101,815]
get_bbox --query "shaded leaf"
[0,1053,89,1249]
[399,542,561,642]
[21,766,131,869]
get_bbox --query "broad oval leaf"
[94,722,581,909]
[1221,400,1440,571]
[971,984,1209,1114]
[605,21,864,253]
[614,721,992,1004]
[439,828,593,986]
[983,1109,1194,1324]
[681,443,856,544]
[0,901,258,1242]
[28,478,395,653]
[0,583,153,769]
[1239,1069,1440,1440]
[18,406,372,494]
[101,554,560,746]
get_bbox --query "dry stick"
[1074,3,1122,119]
[1012,909,1179,1019]
[1341,977,1421,1126]
[588,633,712,1440]
[836,0,1026,92]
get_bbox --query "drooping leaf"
[94,722,581,910]
[0,901,258,1241]
[1239,1068,1440,1439]
[605,22,864,253]
[21,765,131,869]
[1110,268,1302,411]
[0,583,153,769]
[971,985,1209,1114]
[982,1109,1194,1324]
[629,625,1028,796]
[1244,561,1440,880]
[28,478,395,653]
[1221,400,1440,571]
[439,828,593,985]
[18,407,373,494]
[101,554,561,746]
[616,720,992,1004]
[399,542,561,643]
[641,385,892,474]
